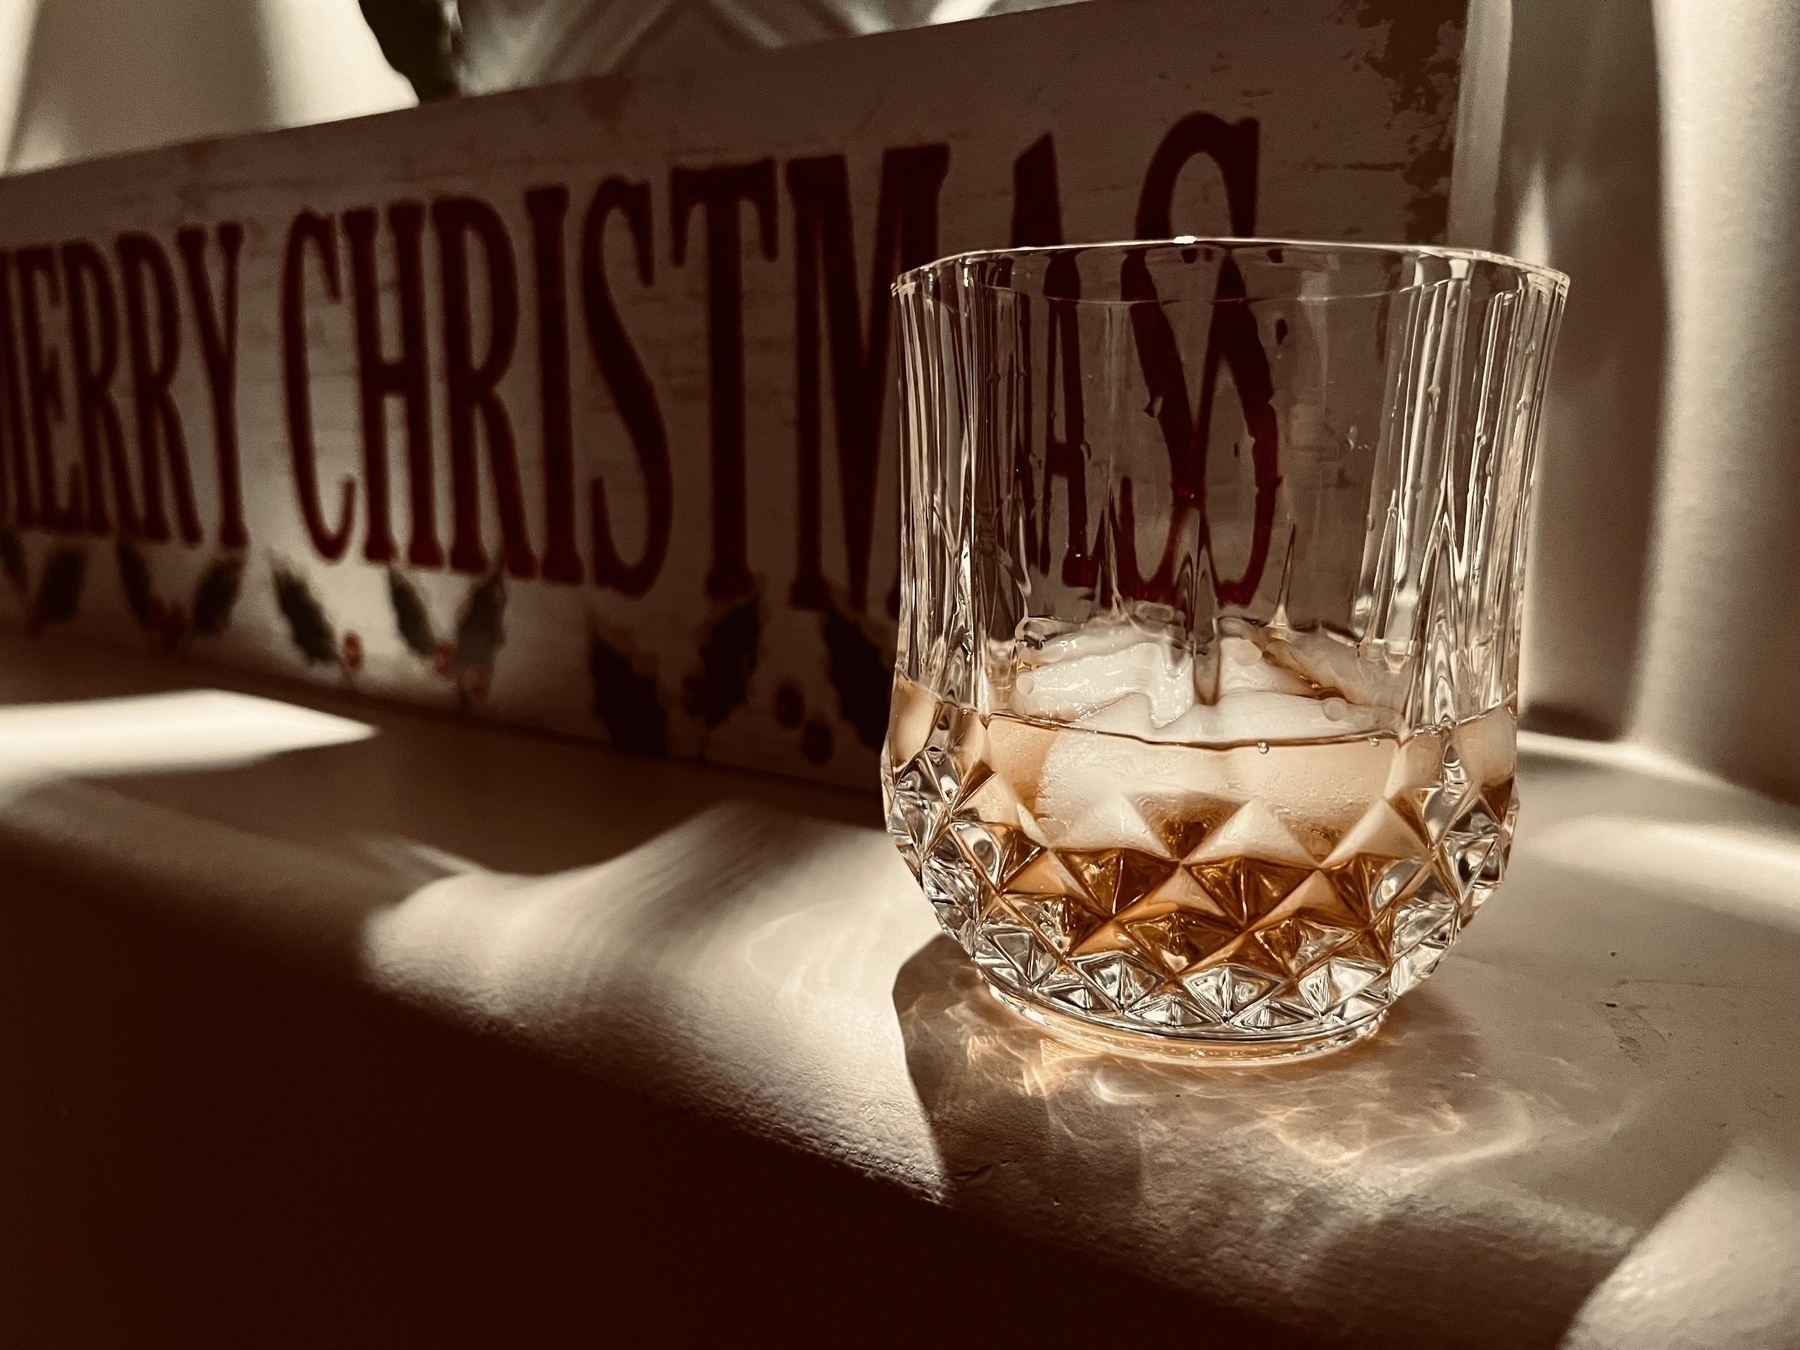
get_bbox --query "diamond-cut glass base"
[989,986,1387,1063]
[883,679,1517,1063]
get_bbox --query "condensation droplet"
[1257,741,1269,754]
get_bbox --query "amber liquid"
[885,675,1517,1039]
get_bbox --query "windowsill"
[3,629,1798,1346]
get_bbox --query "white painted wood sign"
[0,0,1468,787]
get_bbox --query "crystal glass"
[884,239,1568,1062]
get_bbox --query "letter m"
[787,144,949,612]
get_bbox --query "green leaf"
[388,567,436,656]
[683,590,760,730]
[588,632,668,756]
[0,525,26,595]
[191,556,243,636]
[28,548,85,633]
[822,604,895,752]
[273,568,338,665]
[454,567,506,668]
[116,538,157,630]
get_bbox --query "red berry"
[433,639,456,679]
[342,632,364,671]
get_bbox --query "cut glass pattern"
[887,240,1565,1057]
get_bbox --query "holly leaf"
[191,556,243,636]
[455,566,506,668]
[388,566,436,656]
[822,604,895,752]
[273,567,338,665]
[683,590,761,731]
[116,538,158,630]
[1,525,26,595]
[588,632,667,756]
[28,548,85,634]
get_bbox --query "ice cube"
[1008,616,1412,747]
[1215,637,1318,699]
[1173,736,1396,853]
[1031,723,1187,855]
[1151,690,1395,746]
[1015,628,1196,728]
[1073,692,1164,739]
[1264,628,1408,709]
[984,714,1060,805]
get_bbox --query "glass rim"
[894,235,1570,300]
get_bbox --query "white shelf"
[3,629,1797,1346]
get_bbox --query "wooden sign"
[0,0,1469,787]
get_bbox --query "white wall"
[1482,0,1800,798]
[1631,0,1800,798]
[1481,0,1667,744]
[0,0,414,175]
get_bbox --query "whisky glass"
[884,239,1567,1062]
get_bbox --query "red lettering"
[345,203,436,566]
[16,246,83,532]
[526,184,581,585]
[281,211,355,561]
[1009,134,1094,587]
[1121,114,1277,609]
[1135,112,1259,239]
[61,241,138,536]
[580,178,672,597]
[176,223,248,550]
[433,196,534,579]
[117,233,202,546]
[0,252,36,526]
[786,144,950,613]
[671,159,777,601]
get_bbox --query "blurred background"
[0,0,1796,801]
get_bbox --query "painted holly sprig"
[272,566,349,670]
[1,524,87,636]
[386,564,508,705]
[28,548,84,635]
[762,599,894,767]
[681,586,761,759]
[117,538,243,654]
[588,627,667,756]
